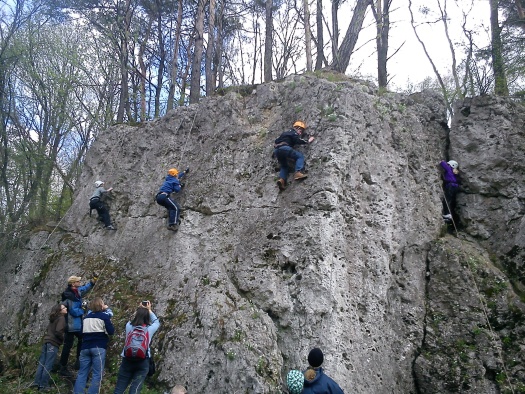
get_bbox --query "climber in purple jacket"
[439,160,460,222]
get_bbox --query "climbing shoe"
[294,172,308,180]
[277,178,286,191]
[442,214,452,220]
[105,225,116,230]
[167,224,179,231]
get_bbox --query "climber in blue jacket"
[156,167,188,231]
[58,275,97,377]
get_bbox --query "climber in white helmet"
[439,160,460,223]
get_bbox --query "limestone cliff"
[0,74,523,393]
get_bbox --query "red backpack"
[123,325,150,359]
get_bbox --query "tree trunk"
[205,0,216,95]
[315,0,325,70]
[190,0,206,104]
[117,0,133,122]
[167,0,183,111]
[374,0,390,88]
[264,0,273,82]
[331,0,370,73]
[331,0,340,63]
[490,0,509,96]
[304,0,313,71]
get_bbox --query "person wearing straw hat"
[58,275,97,377]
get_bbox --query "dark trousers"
[60,331,82,367]
[89,198,111,227]
[156,193,181,226]
[442,184,459,216]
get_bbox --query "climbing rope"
[463,258,516,394]
[441,186,459,237]
[440,189,515,392]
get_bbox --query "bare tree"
[304,0,313,71]
[264,0,274,82]
[190,0,206,103]
[314,0,325,69]
[371,0,391,88]
[205,0,217,95]
[331,0,371,73]
[490,0,509,95]
[167,0,184,111]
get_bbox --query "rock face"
[0,74,523,393]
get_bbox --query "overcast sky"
[338,0,491,90]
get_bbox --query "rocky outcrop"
[0,74,523,393]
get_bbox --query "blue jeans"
[33,342,59,389]
[274,146,305,180]
[73,347,107,394]
[156,193,181,226]
[113,358,150,394]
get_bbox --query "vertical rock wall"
[1,74,523,393]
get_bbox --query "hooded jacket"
[61,282,94,333]
[43,314,67,348]
[302,367,344,394]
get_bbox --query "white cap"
[94,180,104,187]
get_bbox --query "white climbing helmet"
[94,180,104,187]
[447,160,458,169]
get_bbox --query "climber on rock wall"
[89,180,116,230]
[439,160,460,223]
[155,167,189,231]
[273,120,314,191]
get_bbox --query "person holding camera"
[113,301,160,394]
[73,297,114,394]
[58,275,97,377]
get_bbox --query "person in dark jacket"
[32,303,68,392]
[439,160,460,222]
[89,180,116,230]
[156,167,188,231]
[73,297,114,394]
[274,121,314,191]
[302,348,344,394]
[58,275,97,377]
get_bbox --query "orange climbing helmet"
[293,120,306,130]
[168,168,179,176]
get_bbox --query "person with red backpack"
[113,301,160,394]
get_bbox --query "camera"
[141,301,149,306]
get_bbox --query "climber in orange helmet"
[273,120,314,191]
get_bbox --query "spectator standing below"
[439,160,460,223]
[90,180,116,230]
[286,369,304,394]
[113,301,160,394]
[32,303,67,392]
[303,348,344,393]
[73,297,115,394]
[273,121,314,191]
[156,168,188,231]
[59,275,97,377]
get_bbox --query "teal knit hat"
[287,369,304,394]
